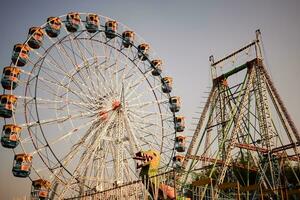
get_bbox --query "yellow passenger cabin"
[28,27,44,49]
[175,116,185,132]
[105,20,118,39]
[137,43,150,61]
[173,155,185,170]
[122,31,135,48]
[175,135,186,152]
[31,179,51,200]
[0,94,17,118]
[66,12,81,33]
[85,14,99,33]
[151,59,163,76]
[169,96,181,112]
[161,76,173,93]
[12,153,32,178]
[1,66,21,90]
[11,44,30,66]
[45,17,62,37]
[1,124,21,149]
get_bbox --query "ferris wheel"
[0,12,186,199]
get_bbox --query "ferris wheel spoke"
[20,110,98,128]
[18,95,95,109]
[28,48,77,81]
[48,40,101,99]
[126,98,167,110]
[64,35,99,95]
[57,113,119,196]
[129,108,171,118]
[124,69,153,99]
[125,83,163,104]
[57,111,118,170]
[35,119,99,156]
[22,69,99,106]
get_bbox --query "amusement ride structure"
[0,12,185,199]
[1,11,299,200]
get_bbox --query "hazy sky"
[0,0,299,199]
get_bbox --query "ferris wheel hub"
[112,100,121,110]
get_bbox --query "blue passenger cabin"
[28,27,44,49]
[11,44,30,67]
[151,59,163,76]
[137,43,149,61]
[1,66,21,90]
[66,12,81,33]
[175,135,186,152]
[0,94,17,118]
[85,14,99,33]
[31,179,51,200]
[12,153,32,178]
[1,124,21,149]
[169,96,181,112]
[161,77,173,93]
[122,31,134,48]
[105,20,118,39]
[175,116,185,132]
[45,17,62,37]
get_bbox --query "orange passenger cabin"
[175,116,185,132]
[0,94,17,118]
[1,124,21,149]
[11,44,30,66]
[173,155,185,170]
[137,43,150,61]
[28,27,44,49]
[169,96,181,112]
[105,20,118,39]
[85,14,99,33]
[31,179,51,200]
[161,76,173,93]
[175,135,186,152]
[66,12,81,33]
[45,17,62,37]
[122,31,135,48]
[151,59,163,76]
[1,66,21,90]
[12,153,32,178]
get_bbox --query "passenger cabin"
[175,135,186,152]
[137,43,150,61]
[66,12,81,32]
[175,116,185,132]
[28,27,44,49]
[1,124,21,149]
[31,179,51,200]
[122,31,134,48]
[169,96,181,112]
[105,20,118,39]
[0,94,17,118]
[12,153,32,178]
[85,14,99,33]
[45,17,62,37]
[1,66,21,90]
[173,155,184,170]
[161,77,173,93]
[151,59,163,76]
[11,44,30,66]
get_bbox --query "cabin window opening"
[5,70,11,76]
[1,98,7,104]
[5,128,11,135]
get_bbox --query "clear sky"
[0,0,299,199]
